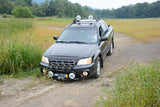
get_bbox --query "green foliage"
[12,6,33,18]
[13,68,40,79]
[0,0,14,14]
[30,0,87,18]
[97,59,160,106]
[0,18,42,75]
[0,76,4,84]
[0,19,32,36]
[0,40,43,75]
[2,14,15,18]
[1,0,160,18]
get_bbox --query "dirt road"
[0,32,160,107]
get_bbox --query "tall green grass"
[0,18,43,76]
[97,59,160,107]
[0,40,43,74]
[0,18,33,36]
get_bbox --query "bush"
[2,14,7,18]
[0,40,43,74]
[97,59,160,107]
[11,6,33,18]
[2,14,15,18]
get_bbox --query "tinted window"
[101,23,107,32]
[57,28,98,44]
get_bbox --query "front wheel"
[93,57,101,78]
[107,41,113,56]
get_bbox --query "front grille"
[49,60,75,71]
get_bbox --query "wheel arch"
[111,32,114,48]
[98,54,103,68]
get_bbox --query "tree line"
[0,0,87,18]
[0,0,160,18]
[93,1,160,18]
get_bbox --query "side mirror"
[101,32,105,37]
[53,36,58,40]
[100,37,108,41]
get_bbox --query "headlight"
[77,58,92,65]
[41,56,49,64]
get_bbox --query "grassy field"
[97,59,160,107]
[0,17,72,77]
[105,18,160,42]
[0,17,159,76]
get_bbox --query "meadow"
[0,17,160,76]
[105,18,160,42]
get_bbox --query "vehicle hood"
[43,43,98,58]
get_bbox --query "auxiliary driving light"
[65,74,69,79]
[76,15,81,20]
[88,15,93,20]
[83,71,88,76]
[48,71,54,77]
[42,68,47,74]
[69,73,75,79]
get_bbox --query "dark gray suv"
[40,15,114,80]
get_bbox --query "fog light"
[48,71,54,77]
[69,73,75,79]
[83,71,88,76]
[65,74,69,79]
[42,68,47,74]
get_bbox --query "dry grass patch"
[105,18,160,42]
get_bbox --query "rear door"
[100,22,110,59]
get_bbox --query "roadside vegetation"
[0,18,33,36]
[0,18,41,78]
[0,40,42,74]
[0,17,70,80]
[97,59,160,107]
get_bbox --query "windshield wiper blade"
[68,41,88,44]
[56,41,69,43]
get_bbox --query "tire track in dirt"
[15,85,56,106]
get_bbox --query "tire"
[93,57,101,78]
[107,41,113,56]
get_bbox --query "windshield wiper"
[57,41,88,44]
[56,41,69,43]
[68,41,88,44]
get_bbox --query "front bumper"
[40,62,97,80]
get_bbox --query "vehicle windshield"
[57,28,98,44]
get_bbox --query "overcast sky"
[69,0,158,9]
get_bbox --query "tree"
[0,0,14,14]
[2,0,160,18]
[24,0,32,6]
[11,6,34,18]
